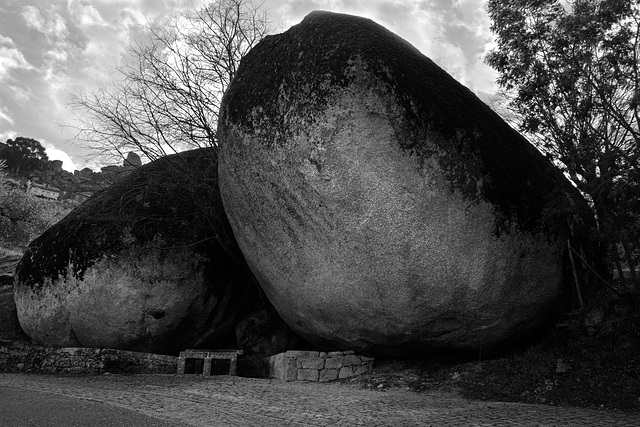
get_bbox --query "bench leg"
[177,357,186,375]
[203,357,212,376]
[229,355,237,376]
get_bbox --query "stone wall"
[266,350,374,382]
[0,342,177,374]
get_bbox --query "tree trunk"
[611,243,627,292]
[622,239,639,294]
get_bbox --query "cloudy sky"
[0,0,496,171]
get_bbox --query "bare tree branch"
[68,0,270,164]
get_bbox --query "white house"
[28,182,60,200]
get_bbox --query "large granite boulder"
[218,11,594,358]
[14,148,259,354]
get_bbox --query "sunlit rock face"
[217,11,594,358]
[14,148,258,355]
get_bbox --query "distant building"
[28,181,61,200]
[50,160,63,172]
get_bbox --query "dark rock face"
[1,254,29,342]
[0,286,29,342]
[235,305,300,357]
[14,148,258,355]
[218,11,594,358]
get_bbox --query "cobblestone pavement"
[1,373,638,426]
[1,386,191,427]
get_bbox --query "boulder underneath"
[218,11,594,358]
[0,284,29,343]
[14,148,258,355]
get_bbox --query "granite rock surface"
[218,11,594,358]
[14,148,258,354]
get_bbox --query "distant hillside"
[2,152,142,202]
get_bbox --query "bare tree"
[69,0,269,164]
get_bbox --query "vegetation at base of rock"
[17,148,239,292]
[458,296,640,412]
[350,290,639,412]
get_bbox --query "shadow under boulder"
[14,148,260,355]
[1,284,29,343]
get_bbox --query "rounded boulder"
[14,148,257,354]
[217,12,594,358]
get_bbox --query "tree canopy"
[486,0,640,291]
[0,137,49,173]
[0,159,75,249]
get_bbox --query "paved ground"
[0,386,191,427]
[0,373,638,426]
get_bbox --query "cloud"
[44,47,69,63]
[0,36,33,80]
[20,5,46,32]
[43,142,77,172]
[266,0,496,94]
[21,5,70,43]
[0,0,210,174]
[0,130,18,143]
[117,6,147,28]
[19,4,75,82]
[2,0,498,177]
[418,0,495,91]
[67,0,108,29]
[0,102,14,125]
[7,84,32,103]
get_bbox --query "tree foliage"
[0,160,76,249]
[0,137,49,173]
[486,0,640,290]
[69,0,269,164]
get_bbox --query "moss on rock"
[222,11,589,236]
[14,148,260,354]
[17,148,240,293]
[218,11,596,358]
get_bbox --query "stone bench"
[177,349,244,376]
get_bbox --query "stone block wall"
[0,342,177,374]
[266,350,374,382]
